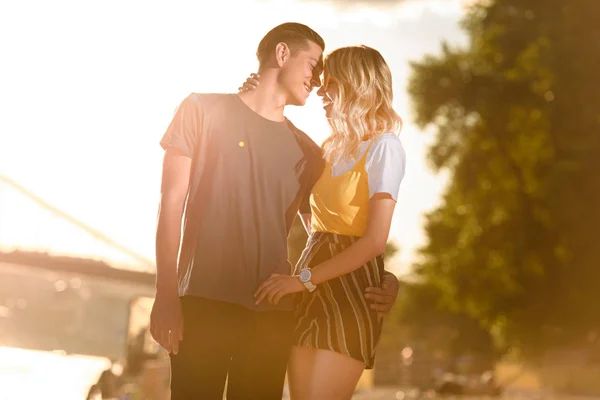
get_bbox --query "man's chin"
[289,96,307,107]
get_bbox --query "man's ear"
[275,42,291,67]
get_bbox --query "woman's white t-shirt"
[330,133,406,201]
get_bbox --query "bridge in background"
[0,173,154,272]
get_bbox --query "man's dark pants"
[170,296,294,399]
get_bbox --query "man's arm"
[150,147,191,355]
[299,213,312,235]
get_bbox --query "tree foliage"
[408,0,600,359]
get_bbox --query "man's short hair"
[256,22,325,69]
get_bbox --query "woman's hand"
[254,273,305,306]
[238,73,261,92]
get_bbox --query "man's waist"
[178,288,295,313]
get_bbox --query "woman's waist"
[302,231,385,269]
[310,216,367,238]
[309,198,369,237]
[308,230,362,246]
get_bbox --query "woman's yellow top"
[310,142,374,237]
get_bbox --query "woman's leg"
[288,345,365,400]
[287,346,317,400]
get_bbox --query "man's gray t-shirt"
[160,93,323,311]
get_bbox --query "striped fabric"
[292,231,384,368]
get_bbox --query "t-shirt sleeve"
[366,135,406,201]
[299,191,312,214]
[299,142,325,214]
[159,93,202,158]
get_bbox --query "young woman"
[246,45,405,399]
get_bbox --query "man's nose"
[311,75,322,89]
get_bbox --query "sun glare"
[0,0,465,273]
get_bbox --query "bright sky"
[0,0,468,275]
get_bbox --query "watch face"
[299,269,311,282]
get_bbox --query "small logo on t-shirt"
[239,141,245,148]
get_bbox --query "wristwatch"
[298,268,317,292]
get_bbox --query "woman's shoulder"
[373,132,403,145]
[368,133,405,160]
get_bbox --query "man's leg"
[169,296,238,400]
[227,310,294,399]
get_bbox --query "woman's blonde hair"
[321,46,402,163]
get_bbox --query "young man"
[150,22,399,399]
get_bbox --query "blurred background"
[1,0,599,398]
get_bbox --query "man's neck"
[237,69,287,122]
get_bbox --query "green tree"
[408,0,600,359]
[395,282,497,367]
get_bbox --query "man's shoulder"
[285,120,323,158]
[183,92,236,109]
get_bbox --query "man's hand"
[150,291,183,355]
[365,272,400,317]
